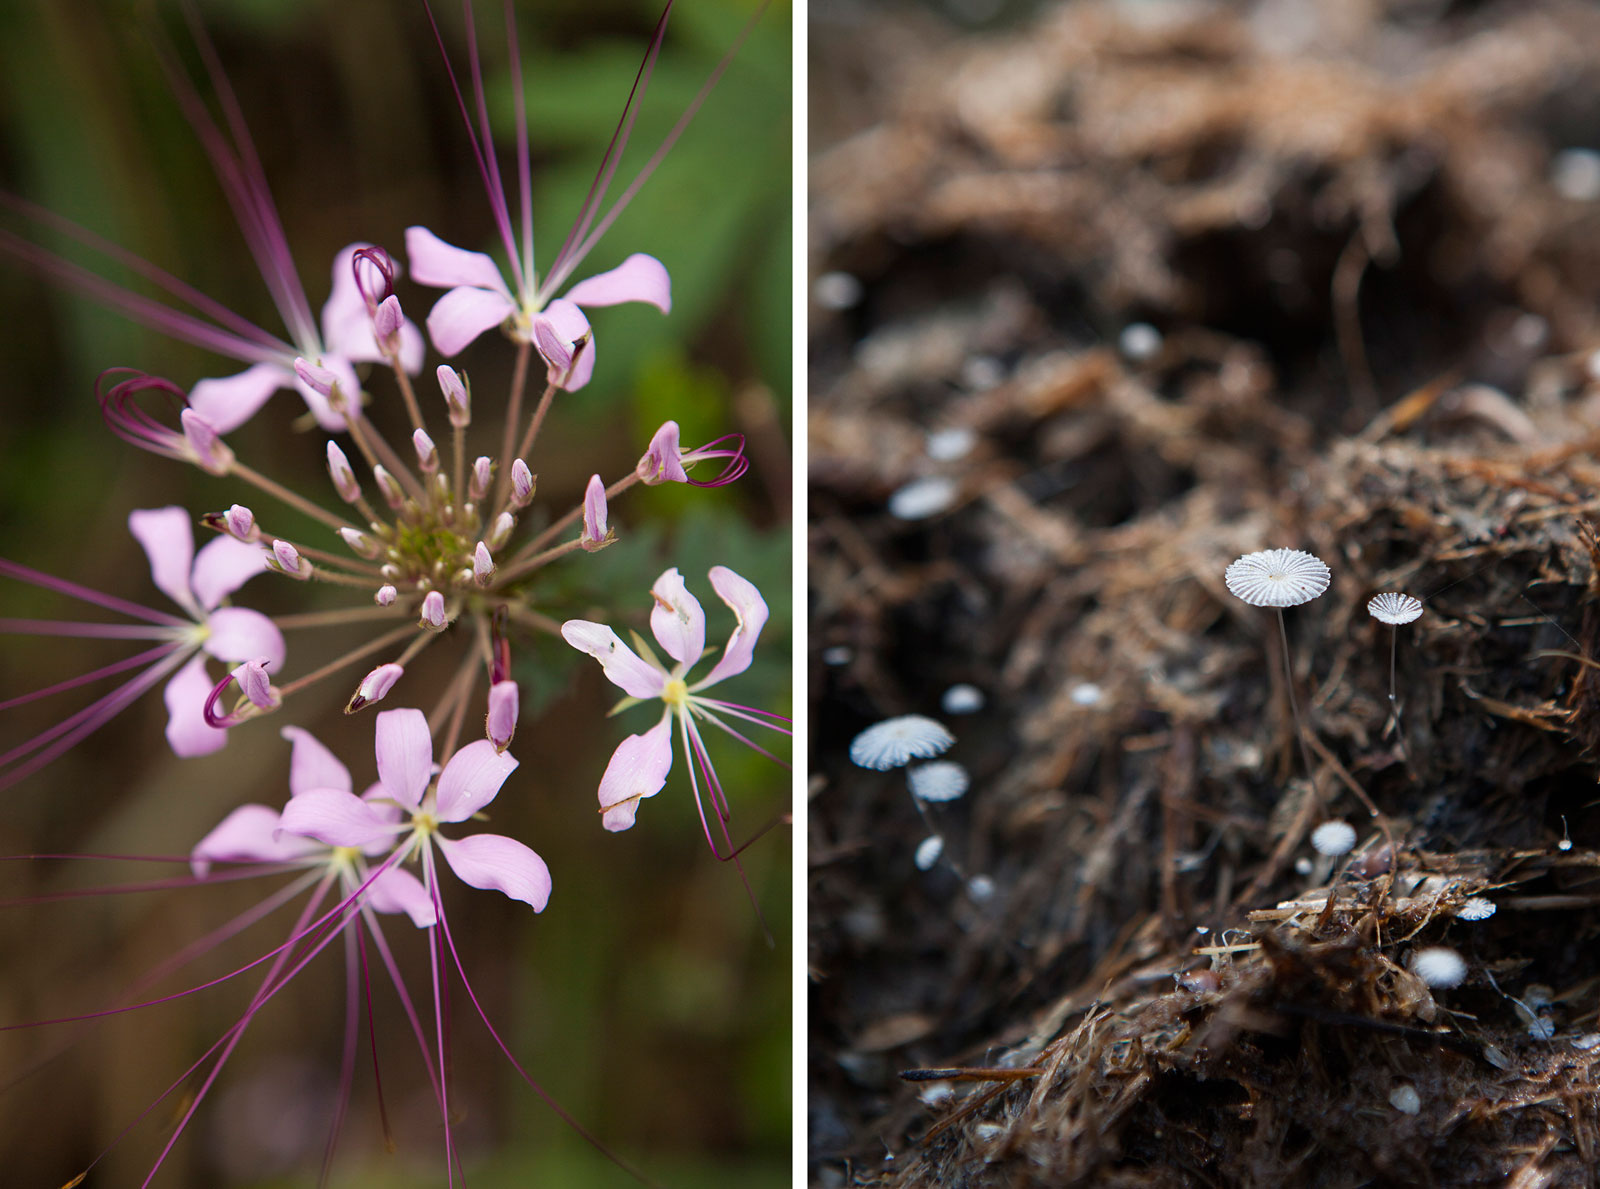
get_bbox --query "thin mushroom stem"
[1276,607,1318,787]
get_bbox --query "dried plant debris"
[811,1,1600,1186]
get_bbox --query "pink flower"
[636,421,749,487]
[276,708,550,914]
[561,567,785,838]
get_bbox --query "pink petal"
[700,566,770,687]
[128,506,198,617]
[436,833,551,912]
[374,707,434,812]
[425,285,518,357]
[405,225,512,294]
[596,716,674,832]
[396,320,427,374]
[165,652,227,756]
[486,680,518,752]
[190,535,270,610]
[649,568,705,669]
[191,804,318,877]
[203,607,286,670]
[365,865,436,927]
[281,725,352,798]
[563,253,671,313]
[188,363,290,435]
[277,787,401,848]
[559,621,665,700]
[434,738,519,823]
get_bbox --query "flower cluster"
[0,2,787,1182]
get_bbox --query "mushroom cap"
[849,714,955,770]
[1224,548,1331,608]
[1368,591,1424,625]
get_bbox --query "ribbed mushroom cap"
[1224,548,1332,608]
[1367,591,1424,625]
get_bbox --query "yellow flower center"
[662,677,690,709]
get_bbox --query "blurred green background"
[0,0,790,1185]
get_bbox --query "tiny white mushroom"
[888,476,958,521]
[1389,1084,1421,1115]
[1069,682,1103,707]
[925,427,977,461]
[1119,322,1163,362]
[941,683,985,714]
[1412,947,1467,989]
[908,761,970,803]
[849,715,955,770]
[967,874,995,902]
[1311,820,1357,857]
[1457,897,1496,922]
[814,271,863,310]
[914,835,945,870]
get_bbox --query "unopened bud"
[431,471,451,507]
[637,420,686,485]
[224,504,256,541]
[375,584,397,606]
[438,365,470,427]
[232,658,279,709]
[420,590,447,630]
[488,511,515,551]
[180,409,233,475]
[470,456,493,501]
[339,526,380,558]
[511,458,535,508]
[294,357,338,397]
[374,295,404,352]
[347,662,404,713]
[272,539,311,580]
[579,473,609,552]
[326,441,360,502]
[486,680,519,752]
[372,465,405,510]
[412,428,438,473]
[473,541,495,586]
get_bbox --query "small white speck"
[961,355,1005,391]
[926,427,977,461]
[908,761,970,802]
[941,683,985,714]
[849,715,955,770]
[1069,682,1103,707]
[821,645,853,666]
[1412,947,1467,989]
[888,476,958,521]
[1560,838,1574,852]
[1311,820,1357,857]
[918,1082,954,1105]
[1551,147,1600,202]
[1119,322,1163,362]
[1389,1084,1421,1115]
[973,1122,1005,1142]
[1457,897,1496,922]
[1293,857,1314,875]
[967,874,995,902]
[914,834,945,870]
[1194,925,1210,935]
[814,271,863,310]
[1510,312,1548,351]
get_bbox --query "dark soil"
[809,2,1600,1185]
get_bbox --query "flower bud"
[180,409,233,475]
[374,294,404,352]
[470,456,493,501]
[637,420,687,485]
[486,680,519,752]
[326,441,360,502]
[271,539,311,580]
[579,474,610,552]
[375,584,397,606]
[412,428,438,474]
[438,365,470,427]
[372,465,405,510]
[339,526,380,559]
[294,357,338,397]
[473,541,495,587]
[511,458,535,508]
[225,504,257,541]
[347,662,404,713]
[488,511,515,551]
[232,658,279,709]
[420,590,447,630]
